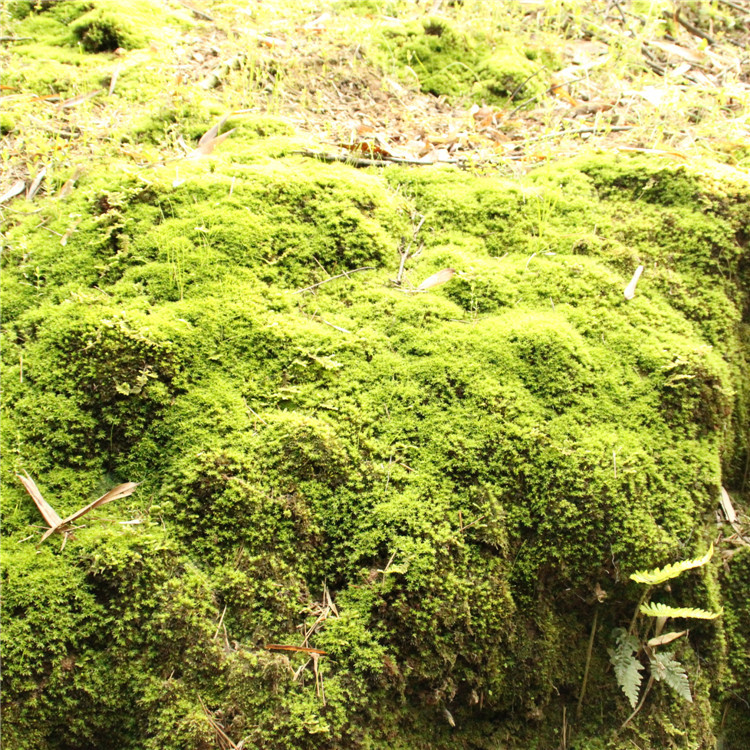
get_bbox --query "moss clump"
[375,17,551,104]
[0,527,223,750]
[2,142,749,749]
[719,545,750,749]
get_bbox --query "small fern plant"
[609,544,721,725]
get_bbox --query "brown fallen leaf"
[60,217,81,246]
[549,80,581,106]
[59,88,104,109]
[17,472,63,530]
[647,40,705,65]
[266,644,327,655]
[720,487,737,524]
[58,167,83,199]
[647,630,688,647]
[417,268,456,291]
[187,115,236,159]
[17,472,139,542]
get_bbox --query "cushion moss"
[374,16,552,104]
[2,144,749,748]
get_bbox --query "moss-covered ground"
[1,2,749,749]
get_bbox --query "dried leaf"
[648,629,687,647]
[303,12,330,31]
[635,85,669,107]
[187,115,236,159]
[59,88,104,109]
[623,265,644,300]
[61,217,81,246]
[17,472,63,529]
[1,179,25,204]
[26,166,47,201]
[549,80,580,106]
[266,644,327,655]
[417,268,456,291]
[108,62,122,96]
[720,487,737,524]
[61,482,139,527]
[648,40,705,65]
[22,480,139,543]
[199,114,230,148]
[58,167,83,199]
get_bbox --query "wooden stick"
[577,607,598,719]
[295,149,460,167]
[290,266,375,294]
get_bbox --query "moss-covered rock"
[2,113,749,750]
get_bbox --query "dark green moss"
[2,145,748,749]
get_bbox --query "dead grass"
[1,0,749,201]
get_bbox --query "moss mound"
[2,134,749,749]
[374,16,552,104]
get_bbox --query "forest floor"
[1,0,750,199]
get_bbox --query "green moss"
[719,545,750,749]
[2,141,748,749]
[374,17,552,104]
[0,527,223,750]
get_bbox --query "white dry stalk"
[624,265,644,300]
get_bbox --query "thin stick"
[620,674,654,730]
[242,397,268,425]
[507,67,547,103]
[295,149,459,167]
[577,606,599,719]
[524,126,633,144]
[213,603,227,640]
[176,0,215,21]
[290,266,375,294]
[675,12,716,45]
[395,214,426,285]
[628,589,649,635]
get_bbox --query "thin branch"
[212,603,227,640]
[577,606,599,719]
[628,588,650,635]
[507,66,547,103]
[675,12,716,45]
[175,0,215,21]
[289,266,375,295]
[295,149,460,167]
[620,674,655,730]
[524,125,633,144]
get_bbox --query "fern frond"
[650,652,692,703]
[608,628,644,709]
[629,544,713,585]
[639,602,721,619]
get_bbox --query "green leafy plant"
[609,544,721,728]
